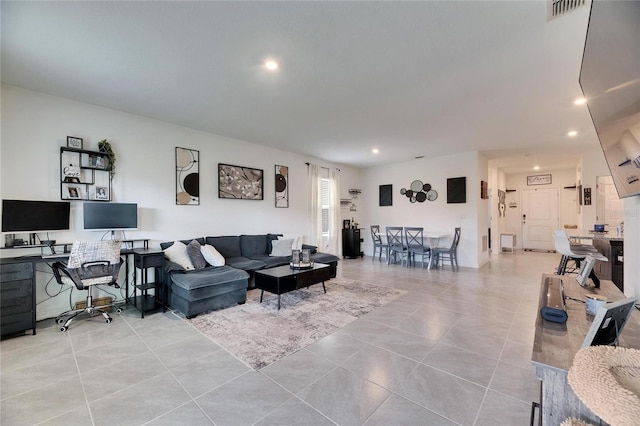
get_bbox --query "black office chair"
[404,227,430,268]
[432,227,461,271]
[370,225,388,261]
[52,240,124,331]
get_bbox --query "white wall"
[359,151,486,268]
[504,169,578,249]
[579,146,612,230]
[624,195,640,298]
[1,84,361,319]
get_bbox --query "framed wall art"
[66,136,83,149]
[219,163,263,200]
[379,184,392,206]
[527,174,552,186]
[176,147,200,205]
[275,165,289,207]
[447,177,466,204]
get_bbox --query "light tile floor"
[1,250,557,425]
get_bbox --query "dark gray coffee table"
[254,263,331,310]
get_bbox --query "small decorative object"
[66,136,83,149]
[447,177,466,204]
[379,184,392,206]
[290,249,301,269]
[67,186,81,199]
[481,180,488,199]
[498,189,506,217]
[426,190,438,201]
[219,163,263,200]
[176,147,200,205]
[275,165,289,208]
[97,140,116,177]
[343,219,351,229]
[527,174,552,186]
[400,180,433,203]
[88,155,106,169]
[95,186,109,200]
[584,187,592,205]
[302,248,311,264]
[63,164,81,183]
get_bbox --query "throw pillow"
[279,234,303,250]
[163,241,194,270]
[270,238,294,257]
[201,244,225,267]
[187,240,207,269]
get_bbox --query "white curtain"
[328,168,341,255]
[308,164,323,248]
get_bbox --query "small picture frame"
[527,174,552,186]
[89,155,106,169]
[343,219,351,229]
[67,186,81,199]
[67,136,83,149]
[95,186,109,200]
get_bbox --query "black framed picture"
[447,177,466,204]
[379,184,392,206]
[66,136,83,149]
[218,163,263,200]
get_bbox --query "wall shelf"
[60,146,112,201]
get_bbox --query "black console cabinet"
[1,260,36,338]
[342,228,364,259]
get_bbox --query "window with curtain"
[308,164,340,255]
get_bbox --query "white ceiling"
[1,1,599,172]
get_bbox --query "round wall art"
[400,180,436,203]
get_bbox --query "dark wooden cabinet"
[342,228,363,259]
[1,260,36,338]
[592,239,624,292]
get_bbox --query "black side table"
[129,249,165,318]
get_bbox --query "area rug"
[188,278,405,369]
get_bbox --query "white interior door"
[596,176,624,231]
[522,188,559,251]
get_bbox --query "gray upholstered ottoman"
[167,265,249,318]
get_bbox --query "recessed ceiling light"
[372,148,379,154]
[533,165,540,170]
[264,60,279,71]
[574,97,587,105]
[568,130,578,137]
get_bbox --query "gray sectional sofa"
[160,234,339,318]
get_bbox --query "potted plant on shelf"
[98,139,116,178]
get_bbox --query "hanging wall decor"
[219,163,263,200]
[481,180,488,199]
[275,165,289,207]
[176,147,200,205]
[379,184,392,206]
[447,177,466,203]
[399,180,436,203]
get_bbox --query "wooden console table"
[531,274,640,425]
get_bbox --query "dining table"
[376,231,450,269]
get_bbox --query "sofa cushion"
[187,240,207,269]
[281,234,303,250]
[201,244,225,267]
[164,241,195,270]
[310,252,340,265]
[225,256,266,272]
[206,236,242,258]
[169,266,248,301]
[250,255,291,268]
[240,235,268,257]
[160,238,205,251]
[270,238,294,256]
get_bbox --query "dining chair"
[370,225,388,261]
[553,231,597,275]
[385,226,407,265]
[404,227,430,268]
[431,227,461,271]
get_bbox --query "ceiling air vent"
[548,0,587,20]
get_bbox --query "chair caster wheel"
[56,318,65,324]
[116,308,122,313]
[105,318,112,324]
[60,326,68,332]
